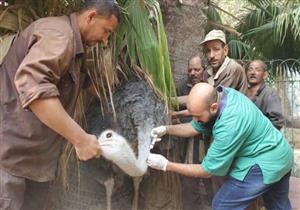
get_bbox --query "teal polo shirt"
[191,86,293,184]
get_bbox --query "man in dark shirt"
[0,1,120,209]
[176,54,205,107]
[246,60,284,130]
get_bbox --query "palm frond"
[207,4,222,24]
[227,38,256,60]
[241,0,275,17]
[0,5,36,33]
[114,0,176,100]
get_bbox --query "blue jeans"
[212,164,291,210]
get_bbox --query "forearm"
[166,162,211,178]
[177,95,188,107]
[29,97,86,146]
[166,123,199,137]
[172,109,191,118]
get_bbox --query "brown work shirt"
[0,13,89,181]
[203,57,248,94]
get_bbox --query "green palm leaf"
[114,0,176,100]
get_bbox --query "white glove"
[150,126,167,149]
[146,153,168,171]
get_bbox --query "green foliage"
[209,0,300,75]
[237,0,300,74]
[114,0,176,99]
[207,4,256,60]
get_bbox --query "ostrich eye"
[106,132,112,138]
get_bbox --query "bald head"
[187,83,218,113]
[247,59,268,87]
[249,60,267,71]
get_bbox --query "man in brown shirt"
[201,29,248,94]
[0,0,120,209]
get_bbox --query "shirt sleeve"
[201,115,246,176]
[190,120,212,136]
[219,62,248,95]
[265,90,284,130]
[14,28,74,108]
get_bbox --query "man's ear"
[263,71,269,80]
[210,103,218,113]
[86,9,97,23]
[224,44,229,56]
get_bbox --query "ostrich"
[52,79,169,210]
[98,129,151,177]
[98,129,151,210]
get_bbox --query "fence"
[263,59,300,177]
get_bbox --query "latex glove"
[150,126,167,149]
[146,153,168,171]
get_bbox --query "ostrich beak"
[98,139,113,147]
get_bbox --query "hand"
[146,153,168,171]
[74,133,101,161]
[150,126,167,149]
[150,126,167,139]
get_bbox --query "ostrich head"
[98,130,128,159]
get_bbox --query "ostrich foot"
[132,176,143,210]
[104,178,114,210]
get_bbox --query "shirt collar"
[187,83,193,88]
[206,57,231,85]
[69,13,84,55]
[216,85,228,119]
[256,83,266,96]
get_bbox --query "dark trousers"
[0,167,51,210]
[212,165,291,210]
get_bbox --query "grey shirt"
[250,84,284,130]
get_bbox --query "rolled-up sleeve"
[14,28,74,108]
[191,120,212,136]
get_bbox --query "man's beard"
[202,111,218,128]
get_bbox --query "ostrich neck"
[121,125,151,176]
[136,127,151,165]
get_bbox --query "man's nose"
[101,34,110,46]
[193,116,199,122]
[101,38,108,46]
[208,51,215,59]
[248,69,255,74]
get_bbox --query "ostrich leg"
[132,176,143,210]
[103,178,114,210]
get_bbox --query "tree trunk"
[159,0,208,86]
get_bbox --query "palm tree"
[208,0,300,75]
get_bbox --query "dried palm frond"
[0,33,15,63]
[0,5,38,33]
[86,44,124,120]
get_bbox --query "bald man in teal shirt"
[147,83,293,210]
